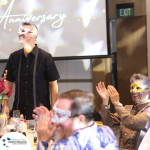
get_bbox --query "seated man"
[96,73,150,150]
[33,89,119,150]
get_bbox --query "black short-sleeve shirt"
[2,44,60,119]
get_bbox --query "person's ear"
[78,115,85,123]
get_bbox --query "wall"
[0,57,112,113]
[146,0,150,78]
[116,16,147,105]
[108,0,146,19]
[108,0,147,106]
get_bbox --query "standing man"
[2,22,60,119]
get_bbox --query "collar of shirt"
[74,122,94,133]
[19,44,38,56]
[133,99,150,111]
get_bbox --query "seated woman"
[96,73,150,150]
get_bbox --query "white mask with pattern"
[51,105,71,124]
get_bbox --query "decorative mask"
[51,105,71,124]
[130,82,147,93]
[18,27,37,35]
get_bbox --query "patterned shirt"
[100,102,150,150]
[2,44,60,119]
[37,123,119,150]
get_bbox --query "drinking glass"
[12,110,20,131]
[13,110,20,118]
[0,107,7,135]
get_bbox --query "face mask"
[130,82,147,93]
[51,105,71,124]
[18,27,37,35]
[18,27,33,34]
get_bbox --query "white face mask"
[18,27,32,34]
[18,27,37,35]
[51,105,71,124]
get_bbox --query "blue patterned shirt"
[37,123,119,150]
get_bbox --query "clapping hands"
[107,85,120,106]
[96,82,109,105]
[32,106,57,143]
[96,82,120,106]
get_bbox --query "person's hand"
[96,82,109,105]
[3,105,9,118]
[107,85,120,106]
[4,70,7,78]
[32,106,57,143]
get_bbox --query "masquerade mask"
[130,82,147,93]
[51,105,71,124]
[18,27,32,34]
[18,27,37,35]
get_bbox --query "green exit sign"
[116,3,134,17]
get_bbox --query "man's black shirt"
[2,45,60,119]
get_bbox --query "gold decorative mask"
[130,82,147,93]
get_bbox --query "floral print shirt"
[37,123,119,150]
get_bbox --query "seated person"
[96,73,150,150]
[33,89,119,150]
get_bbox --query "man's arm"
[3,81,13,118]
[115,106,150,130]
[49,80,58,108]
[108,85,150,130]
[100,105,120,126]
[96,82,120,126]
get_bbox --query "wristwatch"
[116,103,123,107]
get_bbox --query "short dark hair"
[22,22,38,31]
[58,89,95,124]
[21,22,38,40]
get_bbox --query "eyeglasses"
[18,27,34,35]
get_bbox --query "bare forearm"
[49,80,58,108]
[3,81,13,106]
[51,90,58,108]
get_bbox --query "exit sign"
[116,3,134,17]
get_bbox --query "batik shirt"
[3,44,60,119]
[100,102,150,150]
[37,123,119,150]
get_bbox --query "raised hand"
[96,82,109,105]
[32,106,57,142]
[107,85,120,107]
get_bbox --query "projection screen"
[0,0,109,59]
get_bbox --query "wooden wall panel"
[146,0,150,78]
[116,16,147,105]
[92,58,112,112]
